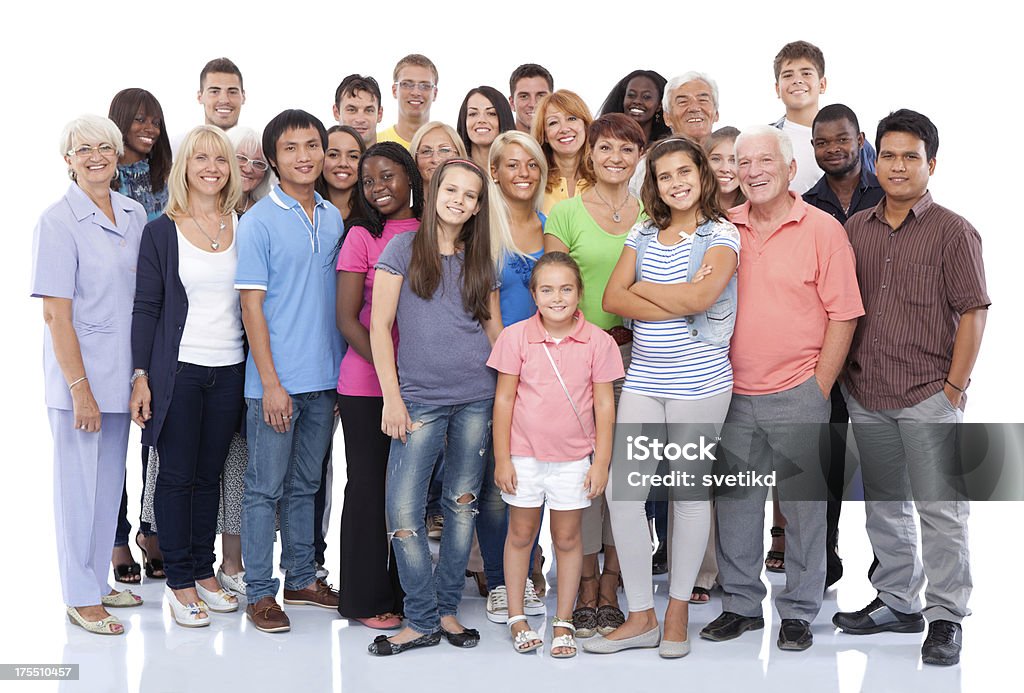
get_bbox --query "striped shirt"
[623,220,740,399]
[844,192,990,410]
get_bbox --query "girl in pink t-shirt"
[334,142,422,628]
[488,252,624,658]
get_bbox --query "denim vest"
[629,219,737,347]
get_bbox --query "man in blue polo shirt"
[235,109,344,633]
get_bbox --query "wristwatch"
[131,369,149,387]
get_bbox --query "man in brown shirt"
[833,109,989,666]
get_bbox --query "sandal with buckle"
[367,629,442,656]
[508,614,542,653]
[765,526,785,573]
[101,590,143,608]
[67,606,124,635]
[113,560,142,585]
[551,617,577,658]
[136,532,166,580]
[597,569,625,635]
[573,574,599,638]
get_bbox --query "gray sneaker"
[486,586,509,623]
[524,579,545,616]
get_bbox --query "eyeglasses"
[416,146,456,161]
[67,143,117,158]
[396,80,435,92]
[236,154,269,171]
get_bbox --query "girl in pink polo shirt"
[488,252,624,658]
[335,142,422,629]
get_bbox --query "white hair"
[227,125,275,201]
[662,71,720,114]
[735,124,794,165]
[60,114,124,158]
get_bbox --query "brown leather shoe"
[283,578,340,609]
[246,597,290,633]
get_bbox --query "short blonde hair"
[166,126,242,220]
[60,114,124,158]
[410,121,467,159]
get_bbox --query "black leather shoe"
[367,630,442,656]
[652,547,668,575]
[832,596,924,634]
[699,611,764,641]
[441,626,480,648]
[921,620,962,666]
[777,619,813,651]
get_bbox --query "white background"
[1,0,1020,688]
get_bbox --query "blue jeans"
[242,390,336,602]
[386,398,493,634]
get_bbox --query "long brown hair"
[641,136,725,230]
[409,159,495,323]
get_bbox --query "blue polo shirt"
[235,185,345,398]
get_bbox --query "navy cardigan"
[131,214,244,446]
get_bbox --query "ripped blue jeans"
[385,398,493,635]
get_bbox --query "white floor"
[5,494,1021,692]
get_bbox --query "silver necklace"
[593,186,630,223]
[189,214,226,250]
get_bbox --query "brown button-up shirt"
[843,192,990,410]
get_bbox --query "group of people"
[33,41,987,669]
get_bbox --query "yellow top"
[376,125,411,150]
[541,176,590,216]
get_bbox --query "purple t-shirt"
[336,218,418,396]
[375,232,496,405]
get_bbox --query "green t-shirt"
[544,196,645,329]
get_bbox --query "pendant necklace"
[190,214,226,250]
[593,186,630,223]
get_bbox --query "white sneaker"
[217,569,247,596]
[524,579,546,616]
[486,585,509,623]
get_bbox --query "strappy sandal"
[67,607,124,635]
[508,614,542,653]
[597,569,625,635]
[136,532,165,580]
[113,561,141,585]
[765,526,785,573]
[573,574,599,638]
[551,617,577,658]
[689,587,711,604]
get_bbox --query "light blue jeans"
[386,398,493,634]
[242,390,336,602]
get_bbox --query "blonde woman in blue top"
[593,136,739,657]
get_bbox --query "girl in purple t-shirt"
[335,142,422,629]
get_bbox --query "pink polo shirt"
[728,194,863,396]
[488,311,624,461]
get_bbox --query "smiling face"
[775,58,825,113]
[708,139,740,195]
[544,108,586,157]
[435,166,482,231]
[414,128,459,183]
[812,118,863,178]
[654,150,701,216]
[124,110,161,162]
[334,89,382,145]
[323,130,362,193]
[493,142,541,205]
[360,155,413,219]
[531,263,579,329]
[66,138,119,188]
[876,131,934,206]
[186,141,231,199]
[198,72,245,129]
[590,136,640,185]
[235,141,267,194]
[736,133,795,207]
[272,126,324,190]
[511,76,550,131]
[623,75,660,127]
[665,80,718,142]
[465,92,500,149]
[392,65,436,120]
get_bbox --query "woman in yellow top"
[531,90,595,215]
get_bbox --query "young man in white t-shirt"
[771,41,827,195]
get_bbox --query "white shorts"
[501,455,592,511]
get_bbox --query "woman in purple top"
[31,115,147,634]
[335,142,422,628]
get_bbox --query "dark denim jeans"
[154,362,244,589]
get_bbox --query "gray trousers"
[845,387,972,623]
[715,377,829,622]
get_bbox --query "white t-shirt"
[782,118,823,195]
